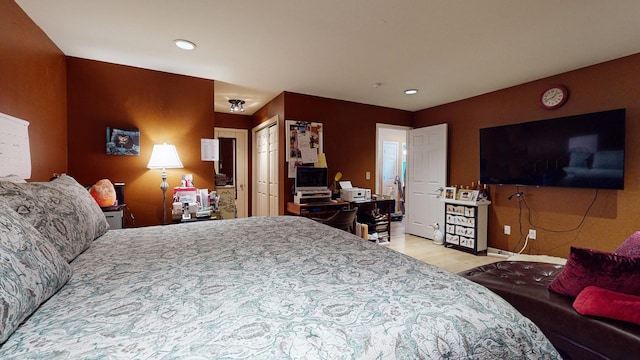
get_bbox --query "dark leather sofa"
[459,261,640,360]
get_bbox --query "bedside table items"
[171,188,220,222]
[89,179,117,207]
[147,143,184,224]
[101,205,125,229]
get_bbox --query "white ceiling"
[16,0,640,115]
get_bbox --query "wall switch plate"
[504,225,511,235]
[528,229,537,240]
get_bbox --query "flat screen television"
[295,166,328,191]
[480,108,625,190]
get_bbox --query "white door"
[405,123,447,239]
[382,141,399,199]
[252,116,279,217]
[214,128,248,218]
[255,127,269,216]
[268,125,279,216]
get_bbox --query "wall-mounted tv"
[480,109,625,190]
[295,166,328,191]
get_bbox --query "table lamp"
[147,143,183,224]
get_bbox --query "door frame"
[376,123,411,195]
[214,127,248,218]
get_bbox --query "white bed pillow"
[0,174,110,262]
[0,175,26,183]
[0,200,72,344]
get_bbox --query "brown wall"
[414,53,640,257]
[66,57,216,227]
[6,0,640,253]
[0,1,67,181]
[282,92,413,208]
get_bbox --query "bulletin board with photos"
[286,120,324,178]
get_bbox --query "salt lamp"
[90,179,117,207]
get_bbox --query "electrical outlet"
[528,229,537,240]
[366,171,371,180]
[504,225,511,235]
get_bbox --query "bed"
[0,175,560,359]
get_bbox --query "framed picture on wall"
[106,127,140,156]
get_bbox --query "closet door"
[255,126,269,216]
[268,124,279,216]
[252,115,279,217]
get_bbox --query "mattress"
[0,216,560,359]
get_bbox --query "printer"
[338,181,370,202]
[341,188,366,202]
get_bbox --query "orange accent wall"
[0,1,67,181]
[66,57,216,227]
[250,92,413,214]
[282,92,414,210]
[414,53,640,257]
[5,0,640,253]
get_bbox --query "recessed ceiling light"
[174,39,196,50]
[404,89,419,95]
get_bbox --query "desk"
[287,200,395,242]
[286,201,350,218]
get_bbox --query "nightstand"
[101,204,125,229]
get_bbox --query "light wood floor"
[385,220,500,273]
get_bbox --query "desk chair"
[311,207,358,234]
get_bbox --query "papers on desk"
[339,181,353,189]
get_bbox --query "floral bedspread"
[0,216,559,359]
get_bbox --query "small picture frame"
[444,187,457,200]
[457,189,478,202]
[106,127,140,156]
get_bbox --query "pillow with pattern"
[0,200,72,344]
[615,231,640,258]
[0,174,110,262]
[549,246,640,297]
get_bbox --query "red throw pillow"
[615,231,640,257]
[573,286,640,326]
[548,246,640,297]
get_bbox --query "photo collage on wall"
[286,120,324,178]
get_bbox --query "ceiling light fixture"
[404,89,419,95]
[174,39,196,50]
[229,99,245,112]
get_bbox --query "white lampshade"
[147,143,184,169]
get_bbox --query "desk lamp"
[147,143,183,224]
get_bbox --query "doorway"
[376,124,409,214]
[214,128,248,218]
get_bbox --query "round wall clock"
[540,85,569,109]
